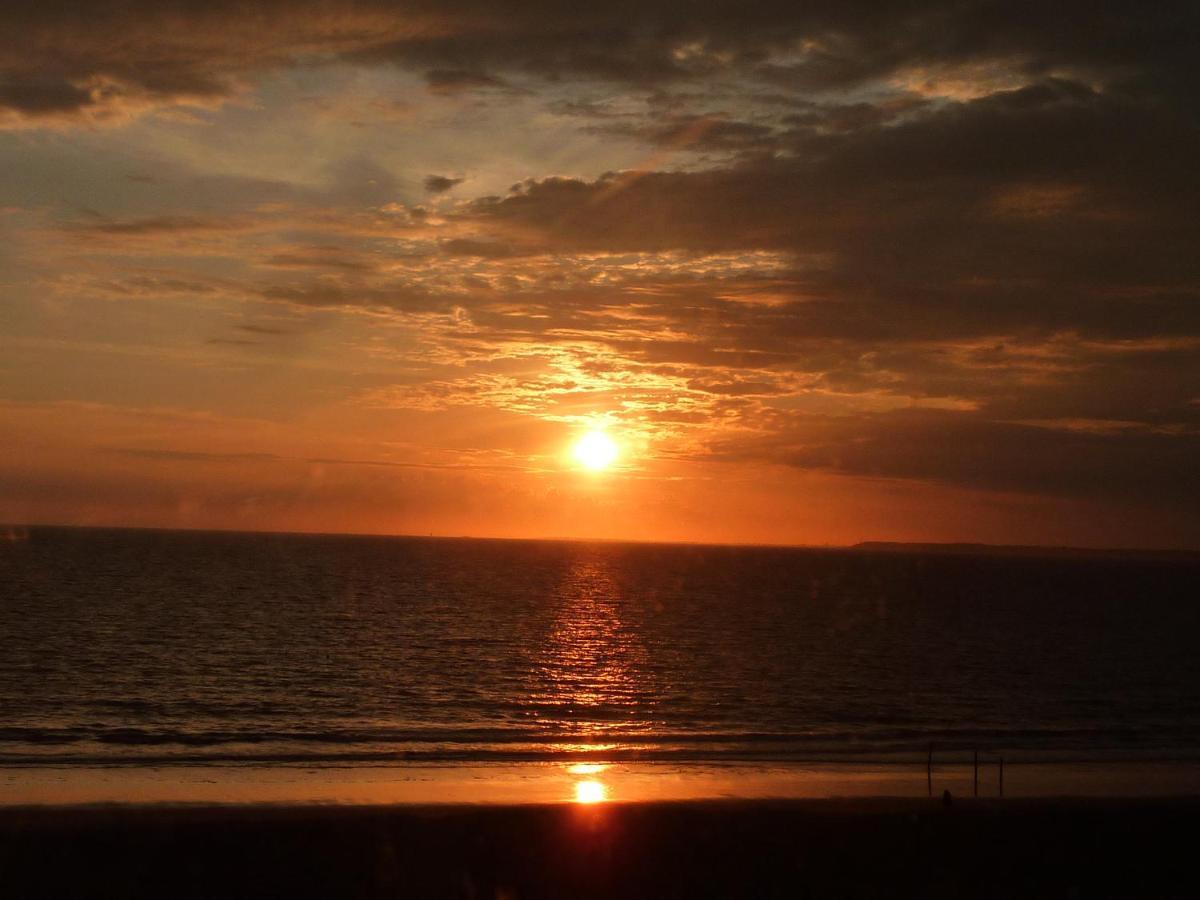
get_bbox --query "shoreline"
[5,758,1200,808]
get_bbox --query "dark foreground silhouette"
[3,797,1198,899]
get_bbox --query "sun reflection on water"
[526,551,656,744]
[568,763,607,775]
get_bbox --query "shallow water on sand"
[7,761,1200,806]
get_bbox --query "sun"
[573,780,608,804]
[573,430,618,470]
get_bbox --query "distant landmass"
[850,541,1200,561]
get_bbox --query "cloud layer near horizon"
[1,1,1198,546]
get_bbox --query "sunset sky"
[2,2,1198,547]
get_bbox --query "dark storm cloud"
[706,410,1200,506]
[0,78,93,114]
[2,2,1196,123]
[348,1,1200,106]
[461,79,1200,343]
[587,114,778,155]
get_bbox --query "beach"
[6,530,1200,896]
[5,796,1200,898]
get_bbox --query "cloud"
[263,246,382,272]
[456,80,1200,339]
[105,446,521,472]
[438,238,525,258]
[422,69,511,94]
[69,214,241,236]
[255,280,450,312]
[0,78,94,115]
[424,174,464,193]
[1,2,1196,127]
[705,408,1200,506]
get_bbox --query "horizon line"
[5,521,1199,559]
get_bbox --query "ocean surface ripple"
[3,528,1199,766]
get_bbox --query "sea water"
[4,527,1200,778]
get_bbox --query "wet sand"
[3,797,1199,898]
[7,759,1200,806]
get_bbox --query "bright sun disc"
[574,431,618,470]
[574,780,608,803]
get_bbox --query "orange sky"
[1,2,1198,548]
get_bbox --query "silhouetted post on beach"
[998,757,1004,797]
[927,743,933,797]
[973,750,979,797]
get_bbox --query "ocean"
[3,526,1200,770]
